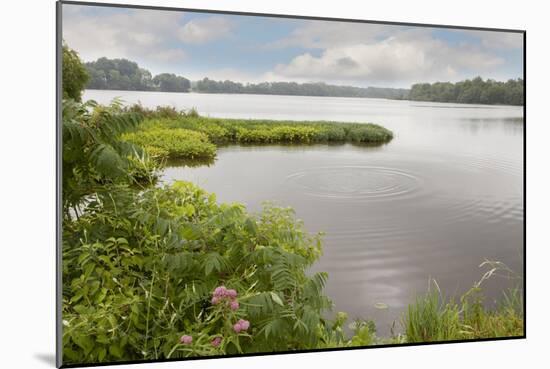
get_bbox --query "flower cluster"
[211,285,239,311]
[179,335,192,345]
[211,336,222,347]
[179,287,251,349]
[233,319,250,333]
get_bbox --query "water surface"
[85,90,524,334]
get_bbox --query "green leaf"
[270,292,284,306]
[109,343,123,358]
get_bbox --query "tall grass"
[404,261,523,343]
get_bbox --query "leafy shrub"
[62,181,335,364]
[63,44,89,101]
[62,99,158,209]
[123,128,217,159]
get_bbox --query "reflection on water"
[86,90,524,335]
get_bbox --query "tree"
[152,73,191,92]
[62,43,89,101]
[409,77,523,105]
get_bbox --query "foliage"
[62,44,89,101]
[195,78,409,99]
[409,77,524,105]
[120,110,393,162]
[62,181,335,364]
[404,261,524,343]
[123,128,216,160]
[85,57,190,92]
[153,73,191,92]
[62,98,159,210]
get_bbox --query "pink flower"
[226,289,238,298]
[233,323,242,333]
[211,337,222,347]
[211,296,220,305]
[213,286,227,297]
[233,319,250,333]
[180,335,193,345]
[229,300,239,311]
[238,319,250,331]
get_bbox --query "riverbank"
[62,99,523,365]
[121,105,393,161]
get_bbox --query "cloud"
[268,21,398,49]
[63,5,188,69]
[269,29,506,86]
[62,6,234,73]
[178,17,234,44]
[478,31,523,49]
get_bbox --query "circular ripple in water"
[284,166,422,201]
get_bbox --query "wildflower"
[233,323,242,333]
[180,335,193,345]
[226,289,238,298]
[213,286,227,297]
[229,300,239,311]
[211,296,220,305]
[238,319,250,331]
[211,337,222,347]
[233,319,250,333]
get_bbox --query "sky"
[62,4,524,88]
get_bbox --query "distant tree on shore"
[194,78,409,99]
[152,73,191,92]
[85,57,190,92]
[409,77,524,105]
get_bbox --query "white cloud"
[268,21,398,49]
[269,29,505,86]
[62,5,188,70]
[178,17,234,44]
[62,6,234,74]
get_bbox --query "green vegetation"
[194,78,409,99]
[123,128,216,160]
[409,77,524,105]
[405,262,523,342]
[62,44,89,101]
[61,98,362,364]
[85,57,190,92]
[120,105,393,161]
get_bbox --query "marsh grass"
[120,105,393,161]
[404,261,523,343]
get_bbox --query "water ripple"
[284,166,423,201]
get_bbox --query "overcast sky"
[62,4,524,88]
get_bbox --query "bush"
[62,181,335,364]
[63,44,89,101]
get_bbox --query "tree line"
[85,57,191,92]
[194,78,409,99]
[82,56,524,105]
[409,77,524,105]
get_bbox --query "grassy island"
[121,105,394,161]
